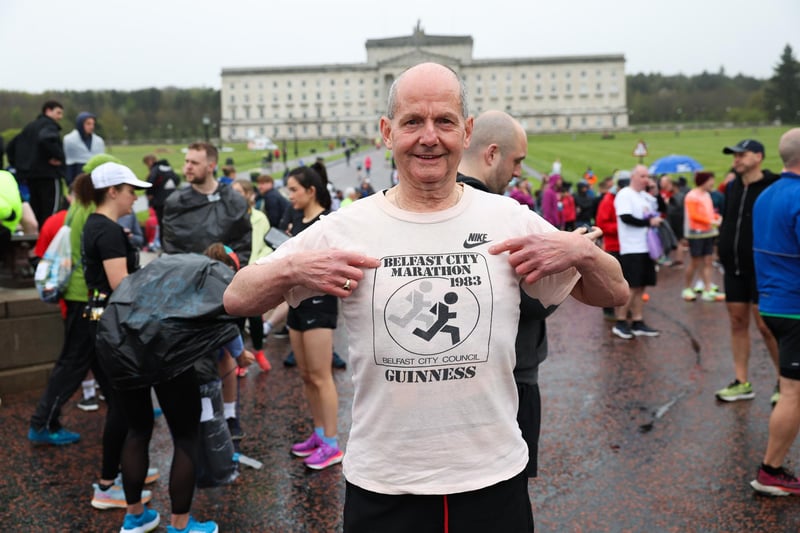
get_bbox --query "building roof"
[365,21,472,49]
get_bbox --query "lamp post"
[293,121,298,157]
[202,115,210,143]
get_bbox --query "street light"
[293,122,298,157]
[202,115,210,142]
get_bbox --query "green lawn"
[523,125,789,185]
[105,125,791,189]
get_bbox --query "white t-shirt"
[614,187,656,255]
[259,185,579,494]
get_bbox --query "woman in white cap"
[78,162,219,533]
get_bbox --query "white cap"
[91,162,151,189]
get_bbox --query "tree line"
[1,45,797,143]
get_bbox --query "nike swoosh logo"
[312,298,324,304]
[463,239,491,249]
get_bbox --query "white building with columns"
[220,23,628,142]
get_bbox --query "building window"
[330,79,335,86]
[374,89,379,98]
[581,71,586,77]
[229,82,235,89]
[506,72,512,81]
[521,72,527,80]
[566,83,572,92]
[331,92,336,100]
[273,81,278,88]
[506,86,512,95]
[476,74,482,81]
[581,117,587,125]
[565,71,571,78]
[551,72,556,79]
[317,92,321,100]
[287,81,292,88]
[551,118,557,127]
[535,72,541,79]
[231,108,236,120]
[230,95,235,103]
[302,80,306,87]
[244,94,249,103]
[287,93,292,101]
[244,83,248,89]
[259,126,264,134]
[345,79,350,86]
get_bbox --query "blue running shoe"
[166,516,219,533]
[332,352,347,369]
[120,506,160,533]
[28,426,80,446]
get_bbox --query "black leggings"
[117,368,201,514]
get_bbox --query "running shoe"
[78,396,100,412]
[771,384,780,407]
[28,426,80,446]
[91,483,152,510]
[631,321,659,337]
[612,322,634,340]
[120,506,160,533]
[304,442,344,470]
[715,380,755,402]
[284,351,297,367]
[272,326,289,339]
[681,288,697,301]
[254,350,272,372]
[166,516,219,533]
[751,465,800,496]
[227,418,244,441]
[291,432,322,457]
[701,290,725,302]
[332,352,347,369]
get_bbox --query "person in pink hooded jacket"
[541,174,562,227]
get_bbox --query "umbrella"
[648,154,703,175]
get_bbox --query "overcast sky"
[2,0,798,93]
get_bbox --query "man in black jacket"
[458,111,547,477]
[714,139,780,403]
[161,142,251,265]
[7,100,65,226]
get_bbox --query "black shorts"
[516,382,541,478]
[763,316,800,381]
[724,272,759,304]
[619,252,657,288]
[343,470,534,533]
[287,295,338,331]
[687,237,715,258]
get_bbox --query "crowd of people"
[1,66,799,533]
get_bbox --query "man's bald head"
[459,110,528,194]
[778,128,800,171]
[387,62,468,119]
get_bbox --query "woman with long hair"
[284,166,343,470]
[79,162,217,533]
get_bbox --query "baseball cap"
[90,162,152,189]
[722,139,765,156]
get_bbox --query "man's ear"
[379,117,392,149]
[484,144,500,166]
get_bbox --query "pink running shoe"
[751,465,800,496]
[291,432,322,457]
[304,442,344,470]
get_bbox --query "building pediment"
[377,49,464,69]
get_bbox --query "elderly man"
[749,128,800,496]
[224,63,628,532]
[612,164,663,339]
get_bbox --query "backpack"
[148,161,180,206]
[34,225,73,303]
